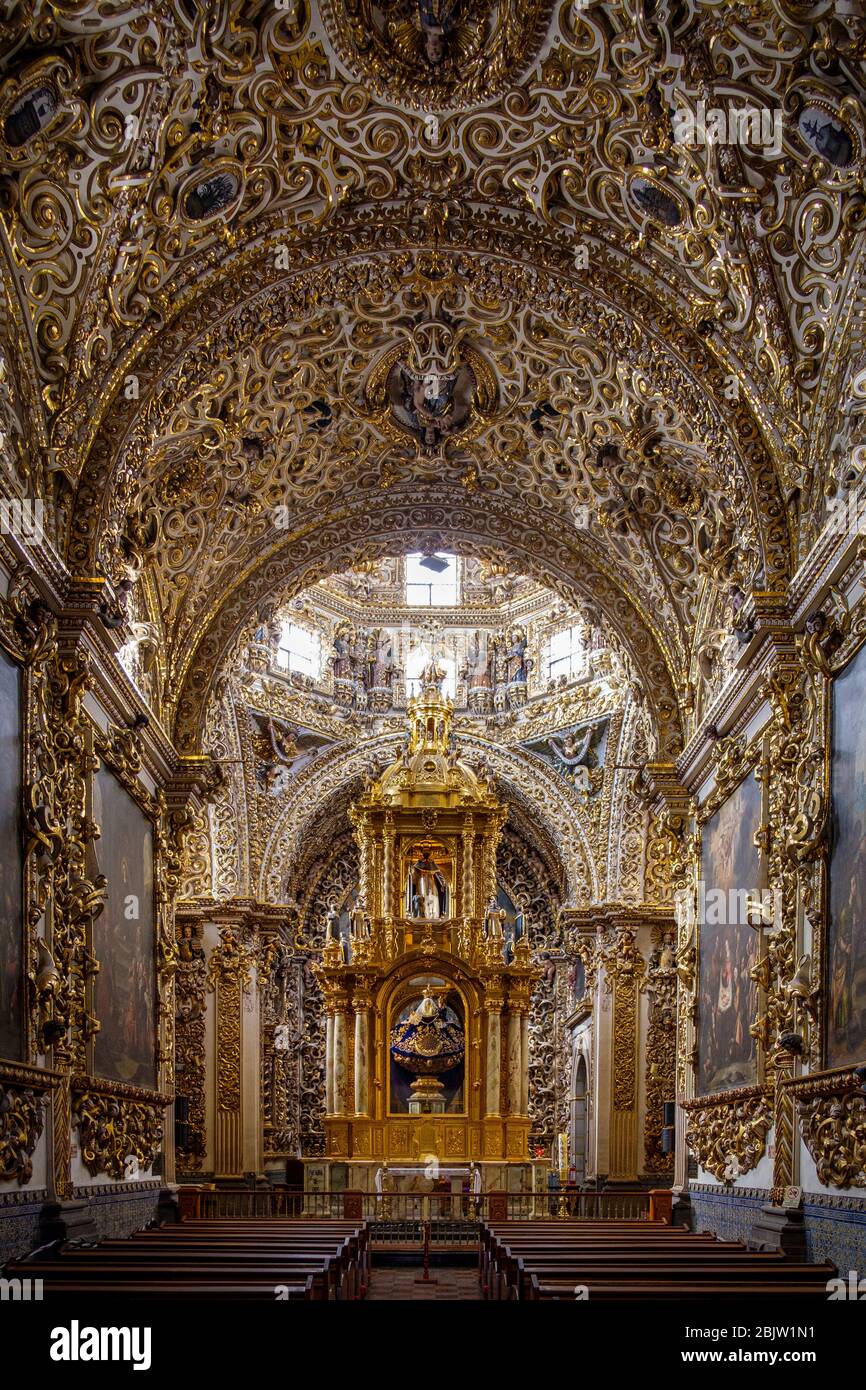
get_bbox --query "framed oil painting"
[828,645,866,1068]
[0,649,23,1061]
[91,764,156,1088]
[697,770,762,1095]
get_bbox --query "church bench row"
[528,1276,835,1301]
[479,1221,715,1286]
[141,1217,371,1290]
[3,1219,369,1302]
[480,1221,835,1301]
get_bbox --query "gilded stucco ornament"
[317,0,553,111]
[72,1079,169,1182]
[787,1070,866,1191]
[682,1086,774,1184]
[174,920,207,1173]
[0,1075,48,1185]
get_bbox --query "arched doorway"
[571,1053,589,1185]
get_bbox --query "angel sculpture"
[387,1,484,71]
[547,725,596,791]
[267,717,299,765]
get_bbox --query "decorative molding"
[0,1081,47,1185]
[71,1076,169,1181]
[683,1085,773,1184]
[786,1068,866,1190]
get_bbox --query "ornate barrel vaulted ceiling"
[1,0,864,766]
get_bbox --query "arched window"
[546,623,587,682]
[277,621,319,678]
[405,553,459,606]
[572,1053,589,1185]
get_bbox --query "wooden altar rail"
[180,1186,656,1226]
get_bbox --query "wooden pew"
[480,1219,835,1302]
[479,1222,717,1291]
[529,1273,833,1301]
[3,1217,369,1303]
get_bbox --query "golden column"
[507,1009,522,1114]
[333,1001,349,1115]
[353,986,372,1117]
[485,984,504,1118]
[382,812,395,919]
[462,812,474,919]
[325,1009,335,1116]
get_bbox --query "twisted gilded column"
[353,989,371,1117]
[462,813,474,918]
[325,1011,335,1116]
[333,1006,348,1115]
[520,1013,530,1116]
[485,993,503,1117]
[506,1010,522,1115]
[382,813,395,919]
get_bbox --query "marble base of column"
[39,1198,98,1247]
[156,1185,181,1225]
[670,1185,694,1230]
[747,1205,806,1261]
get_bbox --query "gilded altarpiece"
[314,672,538,1168]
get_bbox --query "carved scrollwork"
[788,1070,866,1190]
[683,1086,773,1184]
[207,926,253,1114]
[174,921,207,1172]
[0,1076,48,1185]
[71,1078,169,1181]
[644,927,677,1174]
[0,573,56,668]
[259,934,302,1159]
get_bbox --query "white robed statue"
[411,849,446,919]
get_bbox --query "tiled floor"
[366,1264,482,1300]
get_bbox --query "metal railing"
[183,1186,652,1225]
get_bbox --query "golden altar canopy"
[315,666,538,1164]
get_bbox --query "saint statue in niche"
[464,630,492,689]
[504,625,529,684]
[410,849,447,920]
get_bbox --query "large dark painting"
[0,650,23,1060]
[92,765,156,1087]
[698,772,761,1095]
[829,648,866,1068]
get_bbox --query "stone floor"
[366,1264,482,1300]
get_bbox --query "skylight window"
[547,624,587,683]
[277,620,319,678]
[405,553,459,606]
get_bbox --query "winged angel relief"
[319,1,549,106]
[364,316,497,454]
